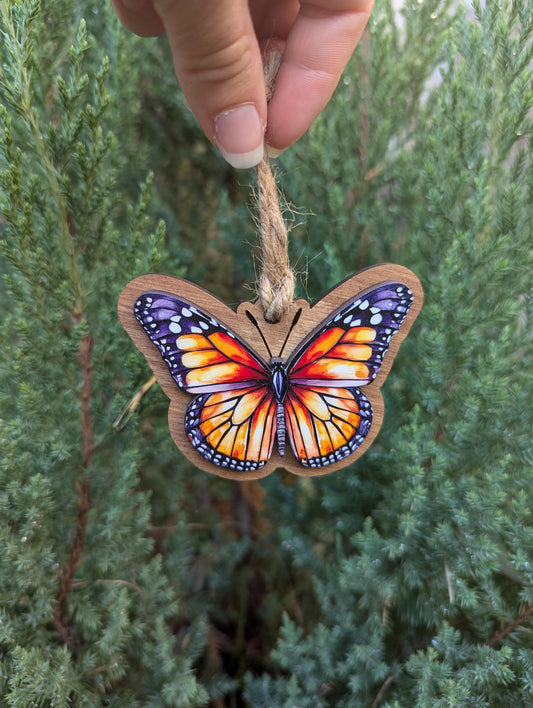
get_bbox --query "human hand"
[111,0,374,168]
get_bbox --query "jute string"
[255,51,295,323]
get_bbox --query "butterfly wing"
[134,292,276,470]
[284,282,414,467]
[284,385,373,468]
[185,387,277,471]
[134,292,268,393]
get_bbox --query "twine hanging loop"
[255,51,295,323]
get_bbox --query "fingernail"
[214,104,265,169]
[265,144,285,159]
[121,0,147,9]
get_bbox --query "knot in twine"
[255,50,295,323]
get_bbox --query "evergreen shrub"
[1,1,532,705]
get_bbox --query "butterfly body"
[270,357,290,404]
[269,357,290,456]
[119,266,423,479]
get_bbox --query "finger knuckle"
[183,34,256,87]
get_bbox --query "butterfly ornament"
[118,265,423,480]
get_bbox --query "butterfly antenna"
[278,308,302,358]
[245,310,272,358]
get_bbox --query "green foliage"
[1,0,532,706]
[0,1,206,705]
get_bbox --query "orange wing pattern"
[134,292,276,471]
[284,385,372,468]
[290,326,377,385]
[185,387,277,471]
[133,293,267,394]
[283,282,414,466]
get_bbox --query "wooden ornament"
[118,264,423,481]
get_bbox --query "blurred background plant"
[1,1,532,705]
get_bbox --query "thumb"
[153,0,267,168]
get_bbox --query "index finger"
[266,0,374,151]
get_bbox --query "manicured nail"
[214,104,265,169]
[121,0,147,10]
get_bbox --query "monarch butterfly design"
[118,265,423,480]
